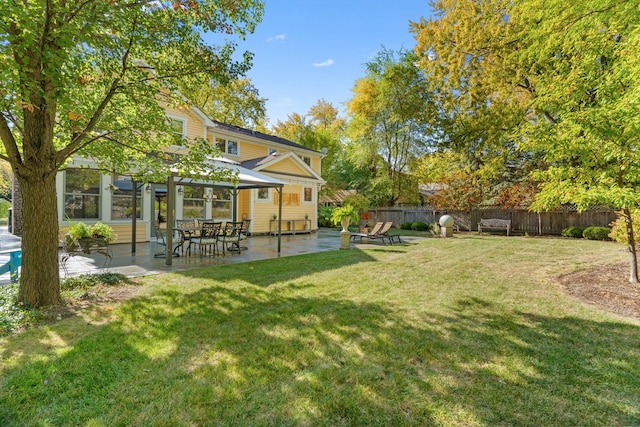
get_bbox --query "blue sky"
[207,1,433,126]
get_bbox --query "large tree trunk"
[17,173,62,307]
[622,208,639,284]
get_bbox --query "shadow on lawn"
[1,289,640,425]
[174,247,380,287]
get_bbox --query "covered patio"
[128,157,288,263]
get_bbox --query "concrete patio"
[0,226,422,285]
[0,228,336,284]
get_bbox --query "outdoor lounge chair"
[369,221,400,245]
[350,222,384,243]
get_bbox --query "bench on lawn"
[478,218,511,236]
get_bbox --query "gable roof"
[210,120,319,154]
[241,152,324,183]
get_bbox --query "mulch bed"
[559,263,640,320]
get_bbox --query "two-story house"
[57,103,325,243]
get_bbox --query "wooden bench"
[478,218,511,236]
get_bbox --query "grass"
[0,273,131,335]
[1,235,640,426]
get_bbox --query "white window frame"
[167,115,187,147]
[256,187,270,203]
[215,137,239,157]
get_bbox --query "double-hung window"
[111,175,142,219]
[168,117,186,146]
[182,186,205,219]
[211,188,232,218]
[216,138,239,156]
[64,169,101,219]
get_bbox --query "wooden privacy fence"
[368,207,618,235]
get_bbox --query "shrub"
[342,194,370,214]
[317,206,335,227]
[609,210,640,245]
[400,222,413,230]
[89,222,117,243]
[411,221,431,231]
[583,226,612,241]
[561,226,584,238]
[66,221,91,240]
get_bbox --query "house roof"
[419,183,445,197]
[241,152,325,184]
[173,157,285,189]
[319,189,357,205]
[210,120,319,154]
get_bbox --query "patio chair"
[226,221,248,253]
[153,223,179,258]
[175,219,198,254]
[350,222,384,243]
[190,221,222,257]
[369,222,399,245]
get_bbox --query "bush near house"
[583,226,612,241]
[400,222,413,230]
[561,226,585,238]
[318,206,334,227]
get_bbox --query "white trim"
[251,151,325,183]
[215,137,240,158]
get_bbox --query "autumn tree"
[411,0,533,210]
[273,100,345,191]
[0,0,263,307]
[182,77,270,132]
[413,0,640,282]
[346,48,436,207]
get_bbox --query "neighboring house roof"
[319,189,357,206]
[210,120,320,154]
[419,183,445,197]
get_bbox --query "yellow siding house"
[57,105,325,243]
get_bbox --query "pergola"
[129,157,286,265]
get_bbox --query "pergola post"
[165,174,175,266]
[276,186,283,255]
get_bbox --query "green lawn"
[1,235,639,426]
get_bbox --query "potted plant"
[89,222,117,243]
[331,204,359,232]
[65,221,116,254]
[66,221,90,242]
[331,204,359,250]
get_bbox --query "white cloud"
[312,59,335,68]
[267,34,286,43]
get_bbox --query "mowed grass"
[1,235,640,426]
